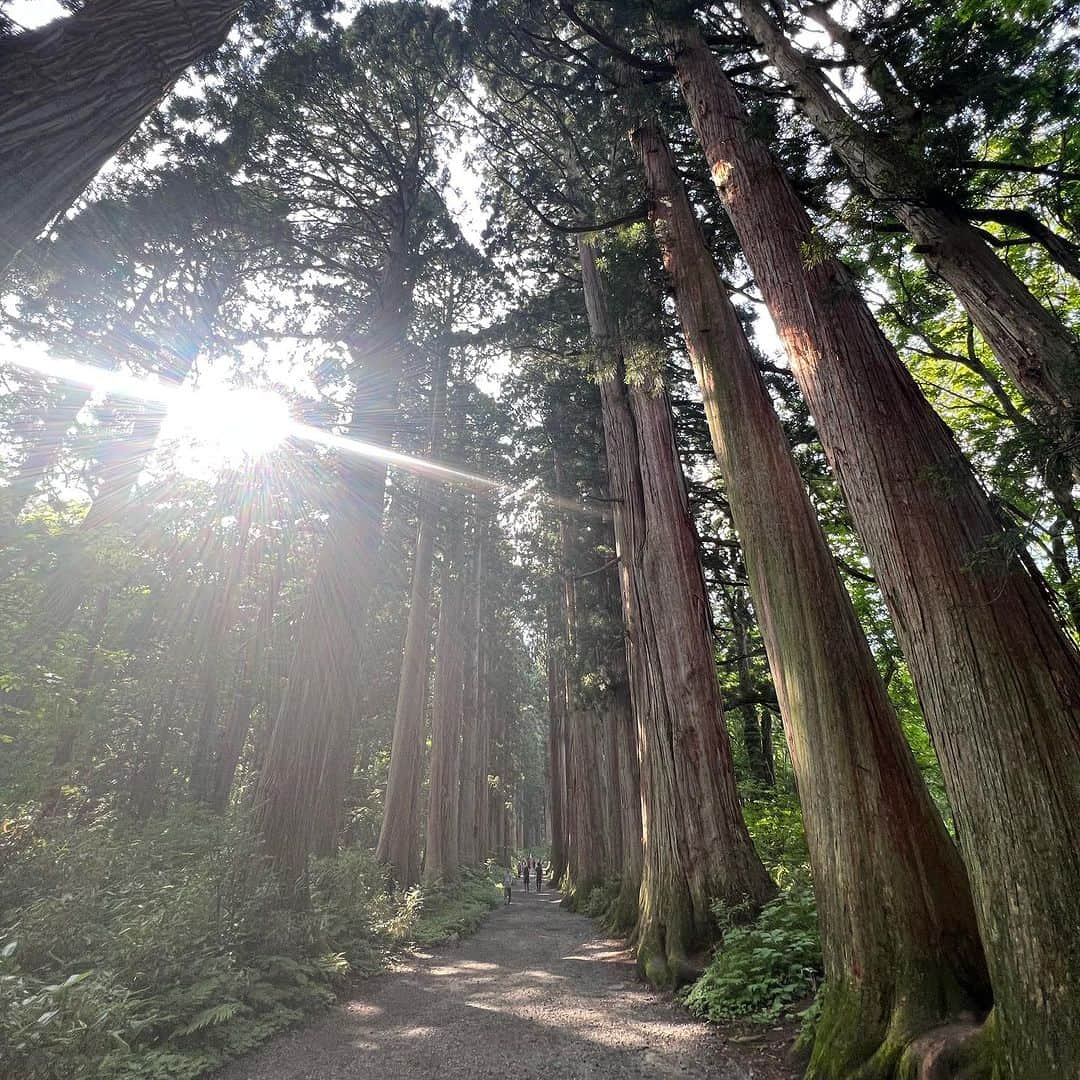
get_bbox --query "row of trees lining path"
[2,1,1079,1078]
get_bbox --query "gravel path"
[216,885,797,1079]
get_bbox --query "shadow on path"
[216,885,792,1079]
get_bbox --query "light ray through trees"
[4,348,500,493]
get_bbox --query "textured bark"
[669,27,1080,1075]
[189,508,254,802]
[423,512,467,884]
[547,619,569,885]
[731,605,768,787]
[209,541,285,814]
[636,118,990,1074]
[473,633,491,859]
[377,351,449,886]
[457,519,486,865]
[736,0,1080,430]
[554,445,607,901]
[131,679,181,819]
[598,551,641,933]
[257,229,410,892]
[0,0,243,272]
[579,238,774,986]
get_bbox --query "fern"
[172,1001,244,1038]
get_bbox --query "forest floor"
[215,885,801,1079]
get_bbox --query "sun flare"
[162,385,293,469]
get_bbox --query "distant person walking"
[535,860,544,893]
[503,869,513,905]
[523,861,531,892]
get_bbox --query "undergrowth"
[0,808,501,1080]
[683,885,822,1025]
[685,788,822,1028]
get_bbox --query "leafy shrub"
[0,810,501,1079]
[684,887,822,1024]
[741,791,811,888]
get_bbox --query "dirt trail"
[217,885,798,1079]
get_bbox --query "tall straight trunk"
[257,231,409,893]
[668,26,1080,1075]
[256,452,386,890]
[595,506,641,931]
[732,612,766,787]
[423,511,467,884]
[635,118,990,1074]
[579,238,774,986]
[735,0,1080,435]
[189,505,253,801]
[546,618,569,885]
[589,378,645,936]
[563,701,606,899]
[494,688,513,868]
[457,517,485,865]
[40,589,110,815]
[474,635,490,860]
[554,443,608,900]
[0,0,244,272]
[132,678,181,818]
[377,350,449,885]
[210,539,284,814]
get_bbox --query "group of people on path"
[502,855,545,904]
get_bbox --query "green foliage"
[683,887,822,1025]
[741,791,811,889]
[0,812,500,1079]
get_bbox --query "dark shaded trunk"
[0,0,243,272]
[209,542,284,814]
[131,678,181,819]
[189,508,254,802]
[457,517,485,865]
[377,350,448,885]
[423,509,467,884]
[256,265,408,894]
[731,604,769,787]
[554,444,608,901]
[40,588,110,815]
[668,28,1080,1075]
[579,237,774,987]
[546,615,569,886]
[599,551,641,933]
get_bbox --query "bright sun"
[163,385,293,471]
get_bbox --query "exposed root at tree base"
[807,984,991,1080]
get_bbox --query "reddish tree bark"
[423,509,467,884]
[635,117,990,1074]
[579,237,774,986]
[668,23,1080,1075]
[736,0,1080,435]
[377,351,449,886]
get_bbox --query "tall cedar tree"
[664,17,1080,1075]
[634,115,989,1074]
[579,238,775,985]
